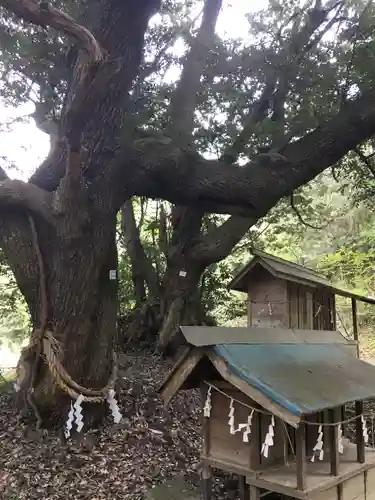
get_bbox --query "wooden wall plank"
[306,291,314,329]
[247,268,289,328]
[289,283,299,329]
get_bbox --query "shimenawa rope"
[23,214,117,425]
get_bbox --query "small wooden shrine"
[228,250,375,347]
[160,326,375,500]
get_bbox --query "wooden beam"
[296,423,307,490]
[352,298,360,357]
[355,400,365,464]
[329,408,340,476]
[206,454,375,500]
[159,347,204,404]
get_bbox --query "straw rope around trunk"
[22,214,118,426]
[43,329,117,403]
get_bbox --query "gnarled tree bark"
[2,0,375,425]
[0,0,160,424]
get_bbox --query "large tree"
[1,0,375,423]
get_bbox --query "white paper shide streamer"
[338,424,344,454]
[311,424,324,462]
[74,394,84,432]
[261,415,275,458]
[362,415,369,444]
[241,410,254,443]
[228,399,236,434]
[64,402,75,438]
[107,389,123,424]
[203,386,212,418]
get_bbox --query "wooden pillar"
[239,476,249,500]
[296,423,306,490]
[341,405,346,436]
[201,386,212,500]
[247,290,252,326]
[331,294,337,330]
[352,298,360,357]
[249,485,261,500]
[355,400,365,464]
[337,483,343,500]
[202,465,212,500]
[250,411,261,470]
[328,408,340,476]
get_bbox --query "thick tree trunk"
[119,206,252,352]
[0,0,161,427]
[13,215,118,426]
[120,261,207,354]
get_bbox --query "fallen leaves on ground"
[0,348,237,500]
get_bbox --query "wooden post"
[355,400,365,464]
[331,294,337,330]
[249,485,261,500]
[201,386,212,500]
[352,298,360,357]
[296,423,306,490]
[247,292,252,326]
[239,476,249,500]
[202,465,212,500]
[337,482,343,500]
[250,411,261,470]
[328,408,340,476]
[341,405,346,437]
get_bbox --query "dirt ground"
[0,348,241,500]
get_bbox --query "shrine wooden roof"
[159,327,375,427]
[228,249,375,304]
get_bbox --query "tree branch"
[1,0,104,190]
[191,215,255,264]
[354,147,375,179]
[290,193,329,229]
[0,179,53,223]
[121,200,159,298]
[222,0,344,163]
[0,166,44,323]
[164,0,222,279]
[0,0,102,62]
[167,0,223,146]
[30,0,161,204]
[114,87,375,218]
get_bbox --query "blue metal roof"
[214,343,375,416]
